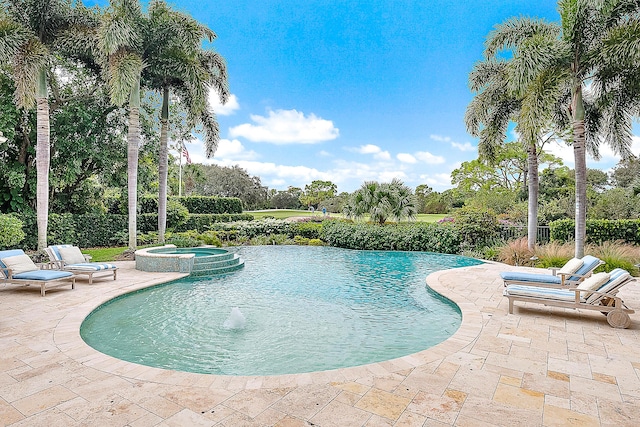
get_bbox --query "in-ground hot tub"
[135,245,244,275]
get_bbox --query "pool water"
[81,246,483,375]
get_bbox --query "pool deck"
[1,260,640,426]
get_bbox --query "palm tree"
[344,179,416,224]
[465,57,561,250]
[98,0,145,250]
[0,0,96,250]
[143,0,229,244]
[485,1,639,257]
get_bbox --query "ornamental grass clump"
[497,238,535,266]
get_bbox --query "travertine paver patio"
[1,259,639,426]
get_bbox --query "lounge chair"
[0,249,75,296]
[500,255,604,287]
[503,268,635,328]
[46,245,117,285]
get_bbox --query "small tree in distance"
[343,179,417,224]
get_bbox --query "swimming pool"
[81,246,483,375]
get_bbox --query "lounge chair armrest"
[83,254,92,261]
[48,260,65,270]
[548,267,559,276]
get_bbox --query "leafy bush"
[453,207,500,249]
[293,235,310,245]
[0,214,25,248]
[321,221,461,253]
[290,221,323,239]
[166,199,189,230]
[209,218,291,239]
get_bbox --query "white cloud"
[430,134,475,153]
[419,173,452,189]
[214,139,259,160]
[430,134,451,142]
[451,141,476,152]
[415,151,446,164]
[208,92,240,116]
[229,109,339,144]
[397,153,417,164]
[349,144,391,160]
[212,159,334,184]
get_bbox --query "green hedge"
[321,221,461,253]
[15,212,253,249]
[138,213,255,233]
[550,219,640,244]
[139,195,243,214]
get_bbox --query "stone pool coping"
[2,259,640,425]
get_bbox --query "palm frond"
[12,38,49,108]
[108,51,143,106]
[485,17,560,57]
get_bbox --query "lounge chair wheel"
[607,310,631,329]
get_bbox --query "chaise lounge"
[0,249,75,296]
[503,268,635,328]
[46,245,118,285]
[500,255,604,287]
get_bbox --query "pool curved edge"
[53,261,494,389]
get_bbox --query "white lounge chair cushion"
[504,285,579,302]
[1,254,38,275]
[577,272,610,291]
[585,271,632,305]
[576,272,610,299]
[64,263,117,271]
[558,258,583,275]
[58,246,87,265]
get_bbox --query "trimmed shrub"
[550,219,640,244]
[0,214,25,249]
[320,221,461,253]
[139,195,243,214]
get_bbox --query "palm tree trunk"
[36,98,50,251]
[158,87,169,244]
[572,87,587,258]
[127,79,141,250]
[35,70,49,251]
[526,141,538,250]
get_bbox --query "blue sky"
[88,0,639,193]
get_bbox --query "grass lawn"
[83,246,129,262]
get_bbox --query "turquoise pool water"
[81,246,483,376]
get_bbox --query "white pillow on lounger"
[577,272,610,291]
[1,254,38,274]
[58,246,87,264]
[558,257,583,275]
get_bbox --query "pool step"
[190,253,244,276]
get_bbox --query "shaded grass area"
[83,247,129,262]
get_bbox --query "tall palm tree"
[485,1,639,257]
[465,57,561,250]
[143,0,229,244]
[0,0,95,250]
[98,0,145,250]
